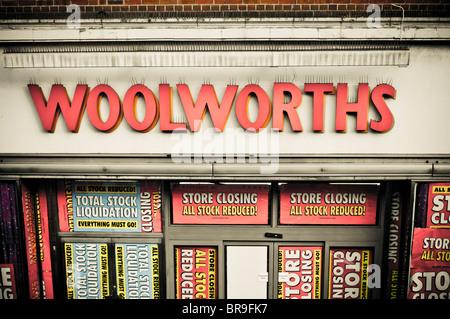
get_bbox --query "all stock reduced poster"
[57,180,161,233]
[175,247,217,299]
[172,184,269,224]
[64,243,109,299]
[328,248,372,299]
[408,228,450,299]
[280,183,378,225]
[278,246,322,299]
[115,243,160,299]
[426,183,450,228]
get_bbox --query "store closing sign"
[409,267,450,299]
[172,184,269,224]
[410,228,450,268]
[27,82,396,133]
[328,248,372,299]
[409,228,450,299]
[175,247,217,299]
[427,183,450,228]
[0,264,16,299]
[280,183,378,225]
[278,246,322,299]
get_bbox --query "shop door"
[226,245,269,299]
[225,242,323,299]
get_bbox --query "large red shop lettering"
[28,82,396,133]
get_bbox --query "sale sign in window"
[426,183,450,228]
[280,183,378,225]
[408,227,450,299]
[175,247,217,299]
[115,243,160,299]
[58,180,162,233]
[0,264,16,299]
[64,243,110,299]
[278,246,322,299]
[172,184,269,225]
[328,248,372,299]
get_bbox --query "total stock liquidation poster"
[172,184,269,224]
[64,242,161,299]
[280,183,378,225]
[57,180,161,233]
[175,247,217,299]
[115,243,160,299]
[278,246,322,299]
[65,243,109,299]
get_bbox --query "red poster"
[172,184,269,224]
[57,180,74,232]
[409,267,450,299]
[35,186,54,299]
[57,180,162,233]
[175,247,217,299]
[278,246,322,299]
[20,183,40,299]
[141,181,162,233]
[410,228,450,268]
[426,183,450,228]
[0,264,17,299]
[280,183,378,225]
[328,248,372,299]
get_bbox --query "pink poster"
[172,184,269,224]
[426,183,450,228]
[280,183,378,225]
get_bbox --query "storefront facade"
[1,2,449,300]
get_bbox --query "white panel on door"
[226,246,268,299]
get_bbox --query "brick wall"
[0,0,448,18]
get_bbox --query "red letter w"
[28,84,89,132]
[177,84,238,132]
